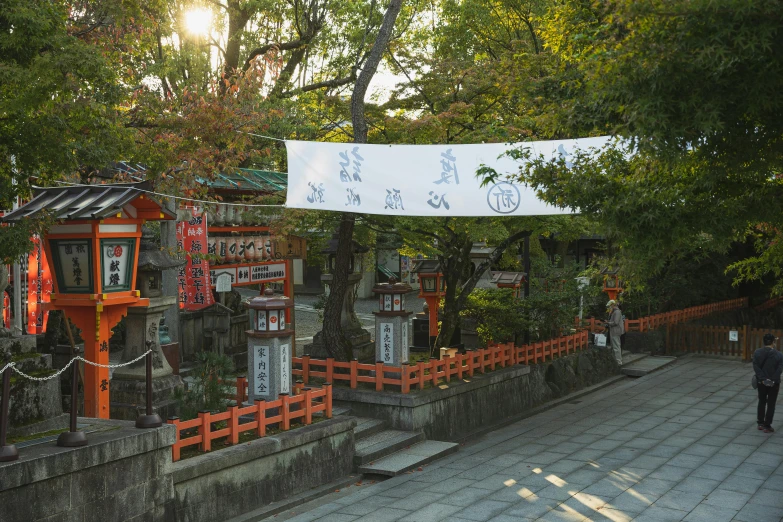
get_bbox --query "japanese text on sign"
[380,322,394,365]
[176,208,214,311]
[280,343,291,394]
[252,344,270,398]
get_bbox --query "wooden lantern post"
[411,260,445,339]
[600,267,622,302]
[2,182,175,418]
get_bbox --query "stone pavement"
[273,356,783,522]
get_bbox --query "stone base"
[110,374,184,421]
[305,327,374,362]
[0,335,37,357]
[7,353,64,434]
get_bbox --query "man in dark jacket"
[753,333,783,433]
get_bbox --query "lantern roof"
[1,181,175,222]
[411,259,441,275]
[245,288,294,311]
[490,271,526,286]
[137,226,186,271]
[320,233,369,255]
[599,267,620,276]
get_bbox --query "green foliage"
[172,351,234,420]
[461,288,523,345]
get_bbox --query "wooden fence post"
[302,355,311,383]
[742,325,750,362]
[401,362,410,393]
[280,393,290,430]
[430,357,439,387]
[324,383,333,418]
[198,410,211,452]
[350,359,358,389]
[418,360,426,390]
[256,400,266,437]
[304,388,312,424]
[376,361,384,391]
[168,417,181,462]
[230,406,239,445]
[235,377,247,405]
[326,357,334,384]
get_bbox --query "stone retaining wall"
[334,346,620,441]
[170,416,356,522]
[0,420,176,522]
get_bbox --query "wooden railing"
[291,331,590,393]
[167,384,332,462]
[579,297,749,333]
[667,325,783,361]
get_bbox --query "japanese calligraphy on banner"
[26,237,52,335]
[380,322,394,364]
[176,209,214,311]
[285,137,612,216]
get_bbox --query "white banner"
[285,137,611,216]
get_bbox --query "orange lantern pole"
[411,260,445,341]
[2,182,175,419]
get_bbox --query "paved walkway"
[276,357,783,522]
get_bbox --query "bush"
[172,351,235,420]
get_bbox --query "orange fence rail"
[167,384,332,462]
[578,297,749,334]
[292,331,590,393]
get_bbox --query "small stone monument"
[373,277,412,366]
[245,289,294,402]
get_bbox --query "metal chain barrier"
[1,350,152,382]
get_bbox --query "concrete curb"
[225,474,361,522]
[451,373,629,444]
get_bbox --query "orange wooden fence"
[167,384,332,462]
[291,331,590,393]
[579,297,749,333]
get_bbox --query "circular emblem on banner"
[114,245,124,258]
[394,299,400,305]
[486,182,521,214]
[270,316,277,324]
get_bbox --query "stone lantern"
[373,277,412,365]
[306,233,372,359]
[245,289,294,402]
[111,226,185,421]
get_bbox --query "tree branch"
[281,69,357,97]
[242,39,311,72]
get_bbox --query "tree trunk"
[435,230,531,349]
[320,0,405,361]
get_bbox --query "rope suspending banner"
[1,350,152,382]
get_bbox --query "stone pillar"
[375,315,410,366]
[245,289,294,403]
[160,201,180,343]
[110,296,183,420]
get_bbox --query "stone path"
[273,356,783,522]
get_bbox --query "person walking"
[606,300,624,366]
[753,333,783,433]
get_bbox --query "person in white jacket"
[605,300,624,366]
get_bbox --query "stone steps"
[354,417,387,441]
[622,355,677,377]
[621,352,649,366]
[353,429,425,466]
[358,440,460,477]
